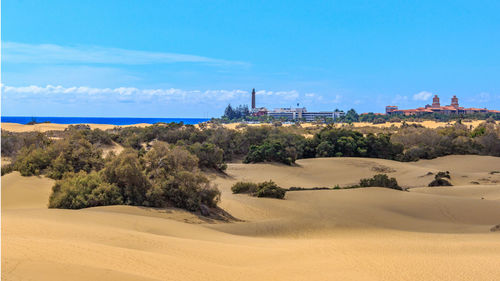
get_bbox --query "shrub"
[254,180,286,199]
[435,171,450,179]
[372,118,386,124]
[13,146,52,176]
[101,149,150,205]
[48,171,123,209]
[428,178,452,186]
[231,181,258,194]
[244,140,296,165]
[143,142,221,212]
[188,142,226,171]
[1,164,14,176]
[359,174,402,190]
[146,170,220,211]
[428,171,452,186]
[45,137,104,179]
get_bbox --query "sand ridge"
[3,156,500,280]
[2,119,486,133]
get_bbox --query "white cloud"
[476,92,491,103]
[255,90,300,100]
[392,94,409,104]
[1,84,319,107]
[2,42,247,66]
[413,91,432,101]
[332,94,342,103]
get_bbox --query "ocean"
[1,116,210,125]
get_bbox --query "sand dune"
[2,119,486,133]
[1,122,151,132]
[220,120,486,130]
[3,156,500,280]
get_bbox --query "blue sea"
[1,116,210,125]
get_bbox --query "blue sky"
[2,0,500,117]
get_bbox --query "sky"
[2,0,500,117]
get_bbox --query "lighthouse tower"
[251,88,256,109]
[432,95,440,108]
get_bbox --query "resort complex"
[386,95,500,116]
[249,89,345,121]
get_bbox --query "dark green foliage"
[231,181,258,194]
[146,170,220,211]
[1,131,51,157]
[223,104,250,120]
[188,142,226,171]
[428,178,452,186]
[143,142,220,211]
[45,137,104,179]
[254,180,286,199]
[48,171,123,209]
[101,149,150,205]
[359,174,402,190]
[435,171,450,179]
[48,142,221,214]
[231,180,286,199]
[428,171,452,186]
[344,109,359,123]
[244,140,296,165]
[288,186,331,191]
[1,164,14,176]
[13,146,52,176]
[313,128,402,160]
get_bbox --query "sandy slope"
[3,156,500,281]
[1,122,151,132]
[221,120,486,130]
[2,119,485,133]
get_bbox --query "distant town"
[221,89,499,123]
[385,95,500,116]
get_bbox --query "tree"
[345,109,359,123]
[223,104,235,119]
[101,149,150,205]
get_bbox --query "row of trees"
[4,120,500,171]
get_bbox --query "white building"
[267,107,344,122]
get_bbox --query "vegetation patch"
[357,174,403,190]
[231,181,258,194]
[428,171,452,186]
[288,186,332,191]
[231,180,286,199]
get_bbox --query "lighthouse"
[251,88,256,109]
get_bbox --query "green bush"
[428,171,452,186]
[145,170,220,211]
[244,140,296,165]
[231,180,286,199]
[13,146,52,176]
[254,180,286,199]
[188,142,226,171]
[48,171,123,209]
[143,142,221,212]
[231,181,258,194]
[101,149,150,205]
[359,174,402,190]
[1,164,14,176]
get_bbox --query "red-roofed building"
[386,95,498,116]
